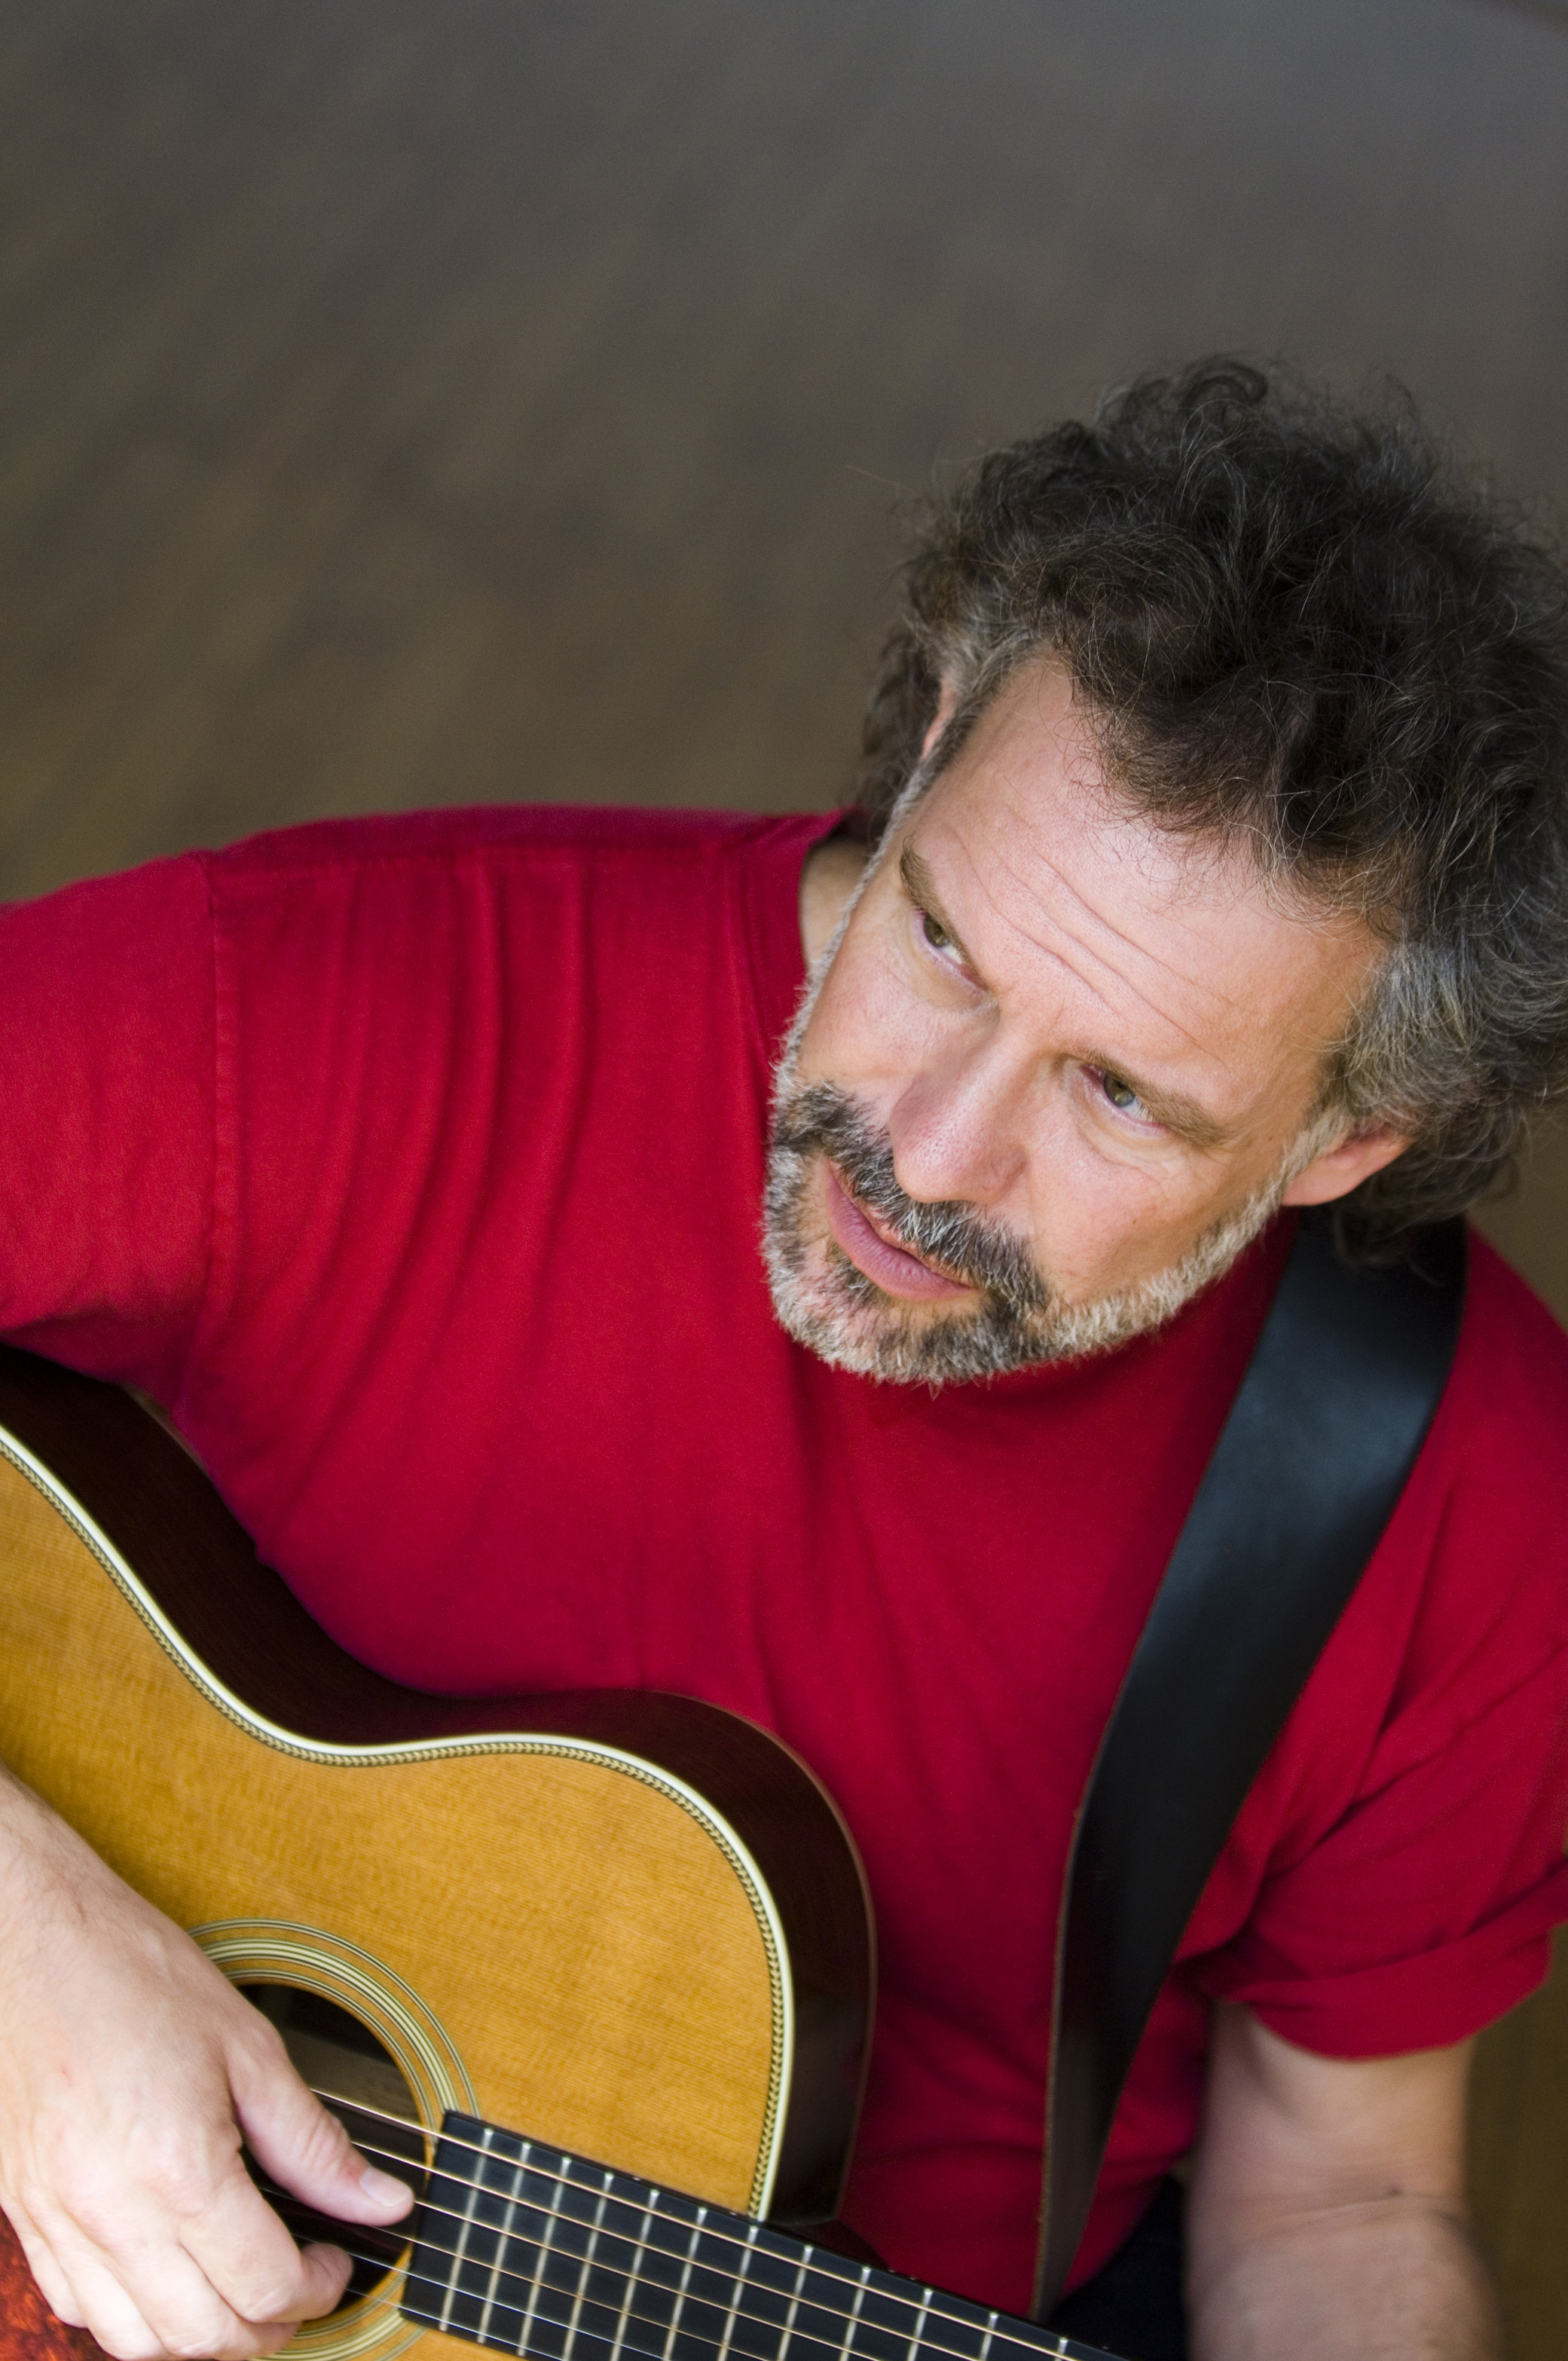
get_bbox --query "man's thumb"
[234,2046,414,2224]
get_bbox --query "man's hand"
[1187,2004,1502,2360]
[0,1765,414,2359]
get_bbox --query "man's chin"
[765,1237,1224,1387]
[763,1228,1077,1387]
[762,1188,1285,1387]
[766,1244,992,1384]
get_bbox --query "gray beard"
[762,1076,1285,1384]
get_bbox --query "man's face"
[764,662,1395,1382]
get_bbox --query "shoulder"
[196,803,833,1057]
[1441,1231,1568,1487]
[197,804,820,895]
[1197,1228,1568,2031]
[1335,1227,1568,1759]
[1393,1230,1568,1650]
[1244,1228,1568,1849]
[0,846,213,968]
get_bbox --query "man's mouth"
[823,1167,975,1302]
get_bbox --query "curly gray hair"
[854,361,1568,1255]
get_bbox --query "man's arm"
[1186,2005,1501,2361]
[0,1760,413,2359]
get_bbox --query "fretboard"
[404,2112,1117,2361]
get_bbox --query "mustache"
[769,1083,1047,1314]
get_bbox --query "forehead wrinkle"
[929,800,1259,1069]
[945,672,1246,1021]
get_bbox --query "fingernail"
[361,2164,410,2202]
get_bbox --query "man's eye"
[920,909,954,953]
[1097,1069,1147,1118]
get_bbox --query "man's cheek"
[802,952,938,1094]
[1022,1142,1176,1298]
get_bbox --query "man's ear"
[1280,1124,1410,1208]
[919,675,961,760]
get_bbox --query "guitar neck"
[406,2112,1117,2361]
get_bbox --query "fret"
[681,2211,764,2361]
[478,2129,526,2349]
[561,2170,618,2359]
[607,2188,664,2361]
[436,2122,512,2346]
[705,2214,803,2361]
[816,2265,931,2361]
[711,2219,762,2361]
[658,2206,710,2361]
[616,2183,689,2350]
[772,2253,872,2361]
[839,2262,873,2361]
[516,2147,570,2356]
[651,2197,766,2361]
[517,2148,652,2361]
[778,2252,811,2353]
[435,2118,496,2337]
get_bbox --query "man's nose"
[886,1041,1030,1209]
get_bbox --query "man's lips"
[824,1168,974,1301]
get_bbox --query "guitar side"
[0,1345,875,2358]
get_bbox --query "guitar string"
[266,2187,1076,2361]
[309,2093,1029,2356]
[312,2089,1053,2361]
[309,2090,891,2295]
[271,2178,1032,2361]
[267,2173,903,2356]
[305,2262,1065,2361]
[286,2106,1063,2361]
[268,2196,865,2361]
[263,2227,725,2361]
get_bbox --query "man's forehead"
[932,662,1254,922]
[906,662,1377,1084]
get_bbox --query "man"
[2,359,1567,2361]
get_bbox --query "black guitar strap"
[1033,1206,1469,2317]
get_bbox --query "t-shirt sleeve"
[1187,1260,1568,2058]
[1203,1662,1568,2055]
[0,857,215,1406]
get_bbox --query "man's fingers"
[66,2211,323,2360]
[31,2149,351,2356]
[178,2156,355,2332]
[4,2195,89,2329]
[24,2220,211,2361]
[39,2259,161,2361]
[243,2235,356,2328]
[234,2049,413,2226]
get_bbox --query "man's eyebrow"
[899,841,982,972]
[900,839,1233,1151]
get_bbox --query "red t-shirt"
[3,805,1568,2310]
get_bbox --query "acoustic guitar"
[0,1345,1117,2361]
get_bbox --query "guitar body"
[0,1347,875,2359]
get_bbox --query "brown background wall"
[2,0,1566,2347]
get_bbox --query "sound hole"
[239,1983,428,2310]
